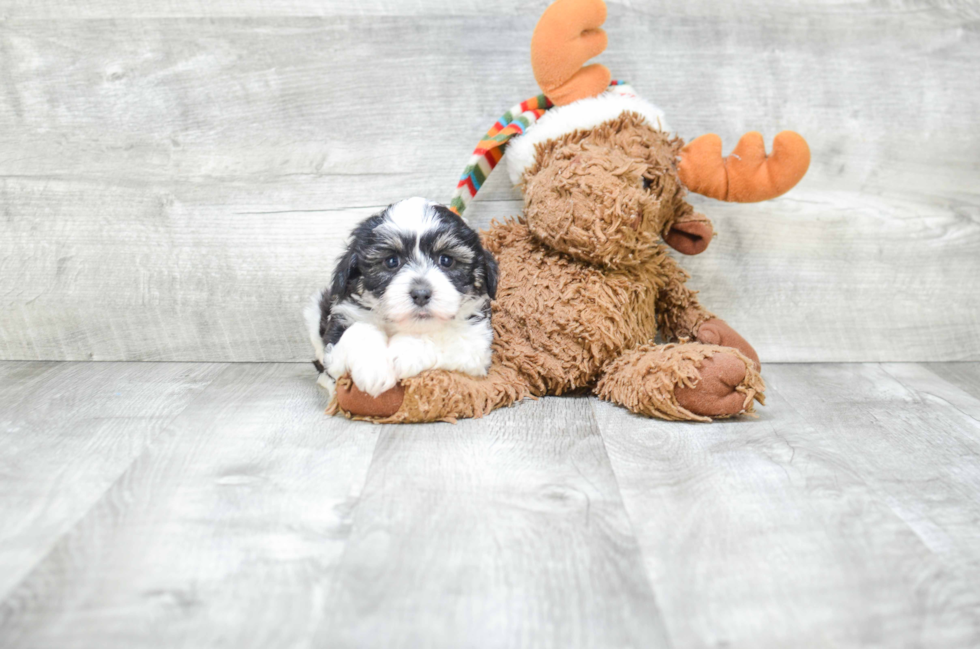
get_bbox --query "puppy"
[304,197,499,399]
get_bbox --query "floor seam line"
[586,397,677,649]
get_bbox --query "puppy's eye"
[384,255,400,269]
[642,177,652,190]
[438,254,455,269]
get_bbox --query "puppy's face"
[331,198,498,330]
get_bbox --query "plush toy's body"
[332,0,808,424]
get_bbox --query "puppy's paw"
[326,322,395,396]
[325,347,347,384]
[348,351,397,397]
[316,371,336,401]
[389,334,437,380]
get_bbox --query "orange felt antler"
[678,131,811,202]
[531,0,611,106]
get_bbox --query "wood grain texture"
[3,0,979,21]
[1,1,978,361]
[0,0,537,19]
[2,184,975,363]
[884,362,980,424]
[0,361,224,601]
[0,362,381,649]
[3,360,980,646]
[595,363,980,648]
[315,396,668,649]
[928,362,980,405]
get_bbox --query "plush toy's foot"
[673,352,755,417]
[595,342,764,422]
[331,363,532,424]
[334,378,405,418]
[694,318,760,370]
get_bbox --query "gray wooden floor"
[2,361,979,648]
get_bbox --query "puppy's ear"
[482,251,499,300]
[330,208,384,301]
[330,248,360,302]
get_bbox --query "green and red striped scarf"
[448,81,628,216]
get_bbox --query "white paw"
[316,372,336,401]
[324,322,397,397]
[389,334,437,380]
[348,352,397,397]
[325,346,347,383]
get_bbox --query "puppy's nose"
[410,286,432,307]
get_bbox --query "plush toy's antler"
[531,0,611,106]
[679,131,810,202]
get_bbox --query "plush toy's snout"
[663,213,714,256]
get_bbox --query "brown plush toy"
[332,0,810,423]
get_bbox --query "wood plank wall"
[1,1,977,362]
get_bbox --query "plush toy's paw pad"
[336,379,405,418]
[696,319,761,370]
[675,353,748,417]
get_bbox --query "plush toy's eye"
[642,176,652,190]
[438,254,455,269]
[384,255,400,269]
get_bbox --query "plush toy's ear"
[663,212,714,256]
[482,251,499,300]
[679,131,810,202]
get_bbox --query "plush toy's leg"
[333,361,532,424]
[594,342,764,422]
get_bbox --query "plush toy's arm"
[655,279,761,370]
[655,268,714,343]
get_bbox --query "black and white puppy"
[305,197,499,398]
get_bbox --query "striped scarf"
[448,93,552,216]
[448,81,629,217]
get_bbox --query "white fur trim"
[506,90,671,186]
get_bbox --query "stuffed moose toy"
[332,0,810,423]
